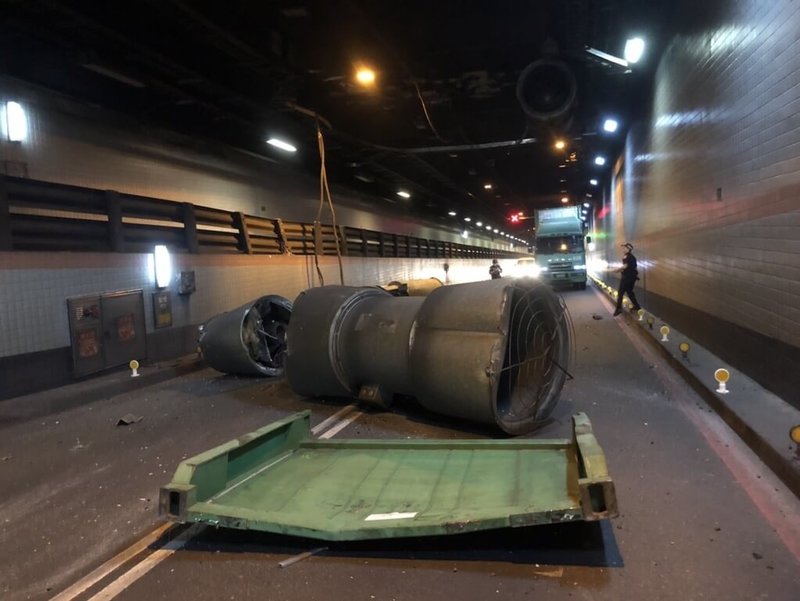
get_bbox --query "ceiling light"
[493,228,499,233]
[583,202,591,208]
[485,225,492,230]
[476,221,483,226]
[464,217,471,222]
[624,38,645,64]
[355,66,376,86]
[554,139,566,150]
[462,230,469,239]
[267,138,297,152]
[561,196,569,203]
[483,183,493,190]
[594,156,606,166]
[397,190,411,199]
[603,118,619,133]
[590,178,599,186]
[448,210,457,216]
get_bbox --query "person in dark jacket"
[489,259,503,279]
[614,243,642,316]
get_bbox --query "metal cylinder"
[199,295,292,377]
[285,280,571,434]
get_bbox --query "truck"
[534,206,589,289]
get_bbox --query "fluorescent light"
[154,245,172,288]
[493,228,499,233]
[590,179,599,186]
[448,210,457,216]
[476,221,483,226]
[603,118,619,133]
[594,156,607,166]
[5,102,27,142]
[585,46,628,68]
[485,224,492,230]
[464,217,471,222]
[625,38,645,64]
[397,190,411,198]
[267,138,297,152]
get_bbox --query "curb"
[590,276,800,500]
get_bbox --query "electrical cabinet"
[67,290,147,377]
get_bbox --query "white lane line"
[311,403,359,435]
[85,523,205,601]
[49,523,174,601]
[56,406,365,600]
[317,409,363,439]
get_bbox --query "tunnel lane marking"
[48,523,174,601]
[84,524,205,601]
[50,405,365,601]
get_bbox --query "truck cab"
[534,207,588,290]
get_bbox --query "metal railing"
[0,175,518,259]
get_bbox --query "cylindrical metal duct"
[199,295,292,377]
[285,280,571,434]
[516,59,577,122]
[381,277,444,297]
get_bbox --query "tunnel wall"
[0,77,507,248]
[0,79,525,399]
[0,251,502,400]
[595,0,800,406]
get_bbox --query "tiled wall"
[597,0,800,352]
[0,251,504,358]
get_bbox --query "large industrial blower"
[285,279,571,434]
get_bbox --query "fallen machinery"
[198,295,292,377]
[285,279,571,435]
[160,410,617,541]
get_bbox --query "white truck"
[534,206,588,289]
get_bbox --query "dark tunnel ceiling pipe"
[516,59,577,122]
[285,280,572,434]
[199,295,292,377]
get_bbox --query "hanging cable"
[414,81,448,143]
[316,121,345,286]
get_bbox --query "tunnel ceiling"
[0,0,702,239]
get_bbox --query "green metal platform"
[160,411,617,541]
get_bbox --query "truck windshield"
[536,236,584,254]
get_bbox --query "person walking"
[489,258,503,279]
[614,243,641,316]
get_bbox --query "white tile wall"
[598,0,800,348]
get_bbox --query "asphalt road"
[2,285,798,601]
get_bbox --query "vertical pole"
[0,176,11,250]
[105,190,124,252]
[182,203,199,253]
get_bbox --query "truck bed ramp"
[160,411,617,541]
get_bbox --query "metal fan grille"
[495,282,572,433]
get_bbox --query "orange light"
[554,139,566,150]
[355,66,376,86]
[561,196,569,204]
